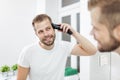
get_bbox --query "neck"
[39,42,54,50]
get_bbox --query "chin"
[98,45,109,52]
[98,46,118,52]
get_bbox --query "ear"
[113,24,120,42]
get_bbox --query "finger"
[60,24,65,32]
[60,24,63,29]
[63,25,67,33]
[66,27,69,33]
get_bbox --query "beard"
[98,37,120,52]
[41,34,55,46]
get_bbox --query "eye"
[38,30,43,34]
[46,27,51,31]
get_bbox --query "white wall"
[111,52,120,80]
[0,0,37,66]
[45,0,59,23]
[36,0,46,15]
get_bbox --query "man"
[17,14,97,80]
[88,0,120,53]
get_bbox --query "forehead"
[91,7,102,26]
[90,7,108,30]
[91,7,101,22]
[34,19,51,30]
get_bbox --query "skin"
[34,19,56,50]
[17,18,97,80]
[90,7,120,52]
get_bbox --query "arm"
[17,65,29,80]
[71,31,97,56]
[60,23,97,56]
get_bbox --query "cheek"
[51,30,55,35]
[95,32,105,41]
[92,31,100,40]
[94,31,108,43]
[113,28,120,42]
[36,33,42,39]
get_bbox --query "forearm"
[72,30,97,55]
[59,23,97,55]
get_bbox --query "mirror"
[1,0,120,80]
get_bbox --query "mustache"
[43,35,53,39]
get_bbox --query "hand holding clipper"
[51,23,73,35]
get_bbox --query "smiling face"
[34,19,55,46]
[90,7,120,52]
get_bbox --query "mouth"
[45,35,52,40]
[44,36,54,42]
[42,36,55,46]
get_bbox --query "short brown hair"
[88,0,111,10]
[88,0,120,30]
[32,14,52,27]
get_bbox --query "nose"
[43,31,49,36]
